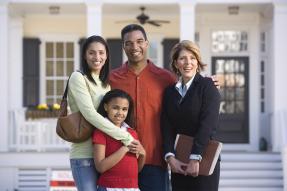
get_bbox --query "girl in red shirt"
[93,89,146,191]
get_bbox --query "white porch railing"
[9,109,70,152]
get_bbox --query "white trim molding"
[0,3,9,152]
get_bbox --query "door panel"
[212,57,249,143]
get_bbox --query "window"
[212,30,248,53]
[43,41,76,104]
[214,58,247,114]
[260,59,266,113]
[260,31,267,113]
[260,32,266,52]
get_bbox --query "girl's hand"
[128,140,145,156]
[121,145,129,153]
[185,160,199,177]
[137,141,146,156]
[167,156,187,174]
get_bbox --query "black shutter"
[23,38,41,107]
[162,38,179,70]
[107,39,122,70]
[78,38,86,71]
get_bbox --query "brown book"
[175,134,222,176]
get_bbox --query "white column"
[272,1,287,151]
[0,2,9,151]
[272,2,287,189]
[9,18,23,110]
[85,2,103,37]
[273,2,287,112]
[179,1,196,41]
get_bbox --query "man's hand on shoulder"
[206,75,221,89]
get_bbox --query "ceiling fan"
[116,6,170,27]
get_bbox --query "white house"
[0,0,287,190]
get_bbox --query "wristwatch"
[189,154,202,162]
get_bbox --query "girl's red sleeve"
[92,129,107,145]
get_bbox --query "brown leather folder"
[175,134,222,176]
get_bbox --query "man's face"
[123,30,148,64]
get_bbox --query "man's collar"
[123,59,155,75]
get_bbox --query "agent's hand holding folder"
[174,134,223,176]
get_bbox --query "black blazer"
[161,73,220,156]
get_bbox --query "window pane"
[46,61,53,76]
[261,88,265,99]
[261,61,265,73]
[219,89,225,100]
[219,101,226,113]
[46,98,54,105]
[67,61,74,75]
[46,43,54,58]
[56,43,64,58]
[212,31,248,53]
[56,61,64,76]
[235,87,244,100]
[235,74,245,87]
[45,41,75,106]
[240,62,245,72]
[225,74,235,87]
[226,88,235,100]
[46,80,54,96]
[225,101,235,113]
[235,101,244,113]
[66,43,74,58]
[225,60,235,73]
[216,60,224,73]
[261,74,264,86]
[261,101,265,113]
[56,80,64,95]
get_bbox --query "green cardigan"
[68,72,133,159]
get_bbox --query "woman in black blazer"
[161,40,221,191]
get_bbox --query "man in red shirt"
[109,24,175,191]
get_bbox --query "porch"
[3,109,285,191]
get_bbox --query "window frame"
[39,35,80,104]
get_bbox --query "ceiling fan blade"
[151,20,170,23]
[147,21,161,27]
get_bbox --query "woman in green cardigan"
[68,36,134,191]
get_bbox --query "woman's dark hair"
[81,35,110,87]
[121,24,148,41]
[97,89,135,128]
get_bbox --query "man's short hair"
[121,24,148,41]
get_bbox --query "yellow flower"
[37,103,49,110]
[52,103,60,110]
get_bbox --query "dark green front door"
[212,57,249,143]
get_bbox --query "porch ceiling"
[9,3,86,16]
[9,2,272,18]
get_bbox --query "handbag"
[56,72,93,143]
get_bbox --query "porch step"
[219,152,284,191]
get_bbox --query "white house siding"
[23,15,86,37]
